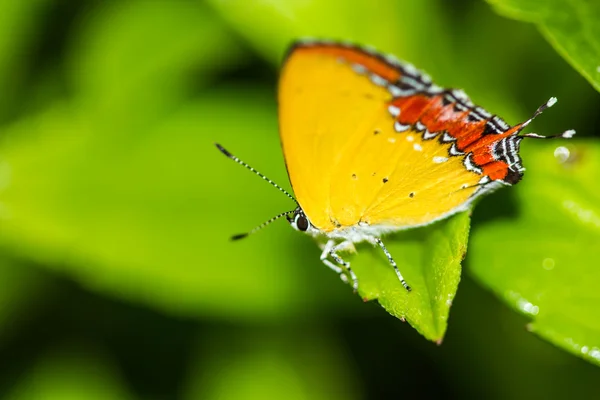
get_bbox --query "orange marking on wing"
[392,95,432,123]
[294,45,401,82]
[443,111,473,139]
[482,161,509,180]
[455,120,487,150]
[389,92,523,184]
[464,132,505,153]
[472,149,495,166]
[418,97,453,132]
[393,94,496,154]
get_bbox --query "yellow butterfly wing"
[278,41,518,232]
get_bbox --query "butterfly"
[216,39,574,292]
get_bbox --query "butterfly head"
[287,207,312,232]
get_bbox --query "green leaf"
[66,1,244,129]
[0,91,344,321]
[0,255,48,339]
[6,346,134,400]
[205,0,456,70]
[352,212,470,342]
[205,0,401,62]
[469,140,600,366]
[0,0,52,121]
[487,0,600,92]
[0,86,471,341]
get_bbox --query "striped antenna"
[230,210,296,241]
[518,97,576,139]
[216,143,300,240]
[520,129,576,140]
[215,143,299,205]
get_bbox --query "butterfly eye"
[294,213,309,231]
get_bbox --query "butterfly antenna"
[231,210,296,241]
[215,143,299,205]
[517,97,576,139]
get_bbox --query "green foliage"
[6,347,134,400]
[0,1,323,321]
[470,141,600,366]
[0,1,599,397]
[0,92,323,320]
[355,212,470,341]
[0,0,51,121]
[205,0,404,61]
[67,1,243,123]
[0,256,48,337]
[184,327,359,400]
[487,0,600,92]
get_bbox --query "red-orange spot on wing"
[472,148,495,166]
[419,97,455,132]
[464,126,519,153]
[391,95,433,124]
[390,93,518,182]
[482,161,509,181]
[455,120,487,150]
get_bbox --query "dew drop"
[542,257,555,270]
[554,146,570,163]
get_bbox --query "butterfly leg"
[320,240,344,274]
[331,241,359,291]
[374,238,411,291]
[319,239,358,291]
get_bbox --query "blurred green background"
[0,0,599,399]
